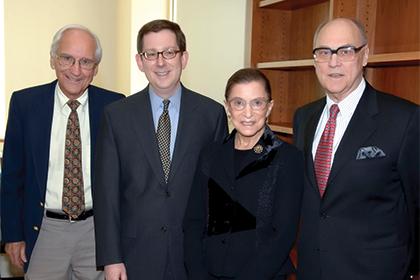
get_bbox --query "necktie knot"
[162,99,170,111]
[329,104,340,120]
[67,100,80,112]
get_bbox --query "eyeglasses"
[312,44,366,62]
[55,54,97,70]
[140,49,182,61]
[228,97,270,111]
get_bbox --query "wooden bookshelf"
[251,0,420,142]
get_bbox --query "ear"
[93,65,99,76]
[181,51,189,70]
[223,100,231,118]
[266,100,274,118]
[135,53,144,72]
[50,57,55,69]
[362,45,369,67]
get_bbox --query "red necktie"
[314,104,339,197]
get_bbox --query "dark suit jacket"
[184,127,303,280]
[93,85,228,280]
[0,80,124,271]
[293,82,419,280]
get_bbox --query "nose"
[69,61,81,75]
[243,103,253,118]
[328,53,340,67]
[156,53,165,66]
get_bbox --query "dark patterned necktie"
[62,100,85,218]
[314,104,340,197]
[157,99,171,183]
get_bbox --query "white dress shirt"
[312,79,366,167]
[44,85,92,211]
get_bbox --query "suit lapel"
[130,89,166,185]
[327,85,379,189]
[32,81,56,197]
[88,87,100,177]
[304,100,325,196]
[168,88,199,182]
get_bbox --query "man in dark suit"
[0,25,124,279]
[293,18,419,280]
[93,19,228,280]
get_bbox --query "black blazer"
[293,82,419,280]
[93,85,228,280]
[184,127,304,280]
[0,80,124,271]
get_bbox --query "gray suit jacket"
[93,85,228,280]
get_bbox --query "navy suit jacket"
[0,80,124,270]
[93,85,228,280]
[293,82,419,280]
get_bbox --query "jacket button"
[161,226,167,232]
[166,191,171,197]
[320,212,330,219]
[33,226,39,231]
[221,239,226,244]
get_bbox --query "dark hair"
[137,19,186,53]
[225,68,272,100]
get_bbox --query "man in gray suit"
[93,19,228,280]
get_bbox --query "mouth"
[328,73,344,78]
[241,121,255,126]
[65,74,83,84]
[155,70,170,77]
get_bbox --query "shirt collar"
[149,85,182,113]
[325,78,365,118]
[55,83,89,113]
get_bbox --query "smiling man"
[0,24,124,279]
[93,19,228,280]
[293,18,419,280]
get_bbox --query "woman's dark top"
[183,126,304,280]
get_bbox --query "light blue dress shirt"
[149,86,181,159]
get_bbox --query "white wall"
[2,0,250,126]
[176,0,249,104]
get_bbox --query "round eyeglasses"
[55,54,97,70]
[228,97,270,111]
[140,49,182,61]
[312,44,366,62]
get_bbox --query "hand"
[5,241,27,268]
[105,263,127,280]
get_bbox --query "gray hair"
[313,18,368,48]
[50,24,102,63]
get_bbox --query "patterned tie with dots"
[314,104,340,197]
[157,99,171,183]
[62,100,85,218]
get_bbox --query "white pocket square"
[356,146,386,160]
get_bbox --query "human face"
[50,29,98,99]
[225,81,273,145]
[314,19,369,102]
[136,29,188,98]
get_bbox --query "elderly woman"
[183,68,303,280]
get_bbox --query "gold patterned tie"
[157,99,171,182]
[62,100,85,218]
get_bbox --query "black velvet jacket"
[183,127,304,280]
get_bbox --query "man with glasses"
[293,18,419,280]
[93,19,228,280]
[0,24,124,279]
